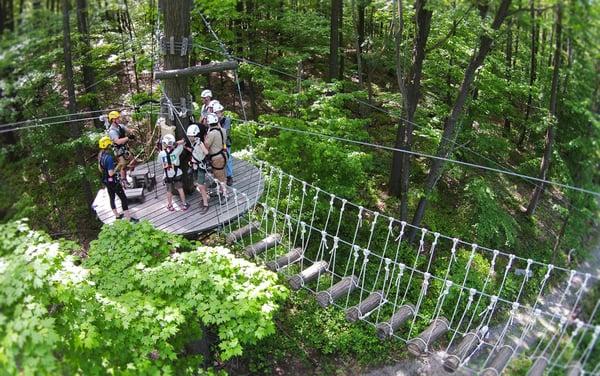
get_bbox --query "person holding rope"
[158,134,190,211]
[185,124,210,214]
[106,111,136,188]
[97,136,138,222]
[204,113,228,200]
[212,102,234,186]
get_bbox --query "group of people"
[97,89,234,220]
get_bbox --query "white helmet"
[162,134,176,147]
[212,102,224,112]
[208,100,220,109]
[186,124,200,137]
[201,89,212,98]
[206,113,219,125]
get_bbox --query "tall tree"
[517,0,540,147]
[526,2,562,216]
[329,0,342,81]
[409,0,512,236]
[388,0,432,223]
[75,0,101,128]
[61,0,94,224]
[161,0,193,191]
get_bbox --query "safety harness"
[162,148,182,183]
[207,126,228,170]
[190,140,208,172]
[99,151,119,185]
[111,124,130,157]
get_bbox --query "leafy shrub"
[0,220,287,374]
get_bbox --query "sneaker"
[199,205,209,214]
[226,176,233,186]
[182,202,190,211]
[167,204,175,211]
[116,213,124,219]
[130,217,139,223]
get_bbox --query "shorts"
[211,156,226,183]
[165,177,183,191]
[196,169,207,185]
[117,153,132,171]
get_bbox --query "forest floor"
[361,227,600,376]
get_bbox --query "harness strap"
[207,127,228,169]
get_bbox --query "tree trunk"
[552,205,571,265]
[388,0,405,198]
[75,0,102,129]
[389,0,432,223]
[526,2,562,216]
[503,17,513,137]
[62,0,94,224]
[123,0,140,93]
[410,0,512,237]
[6,0,14,31]
[355,0,366,85]
[162,0,193,192]
[517,0,539,147]
[338,0,344,80]
[329,0,342,81]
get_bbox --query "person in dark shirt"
[98,136,138,222]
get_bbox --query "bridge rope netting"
[213,159,599,376]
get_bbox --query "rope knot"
[388,217,394,231]
[395,221,407,242]
[384,258,391,272]
[353,245,361,259]
[302,181,307,194]
[507,254,515,269]
[320,231,328,249]
[443,280,453,295]
[313,187,320,201]
[340,199,347,212]
[362,249,370,263]
[451,238,459,255]
[332,236,339,249]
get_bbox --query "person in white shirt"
[199,89,213,125]
[185,124,210,214]
[158,134,189,211]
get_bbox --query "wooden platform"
[91,157,264,236]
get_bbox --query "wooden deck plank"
[92,157,265,236]
[127,163,261,228]
[150,177,262,232]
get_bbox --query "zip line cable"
[232,119,600,198]
[0,107,134,130]
[0,116,103,134]
[191,41,599,201]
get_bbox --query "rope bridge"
[216,159,599,376]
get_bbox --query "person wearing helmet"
[106,111,136,188]
[185,123,210,214]
[158,134,189,211]
[199,89,213,126]
[212,102,233,186]
[203,113,228,199]
[98,136,138,222]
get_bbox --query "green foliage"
[460,178,520,248]
[0,220,287,374]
